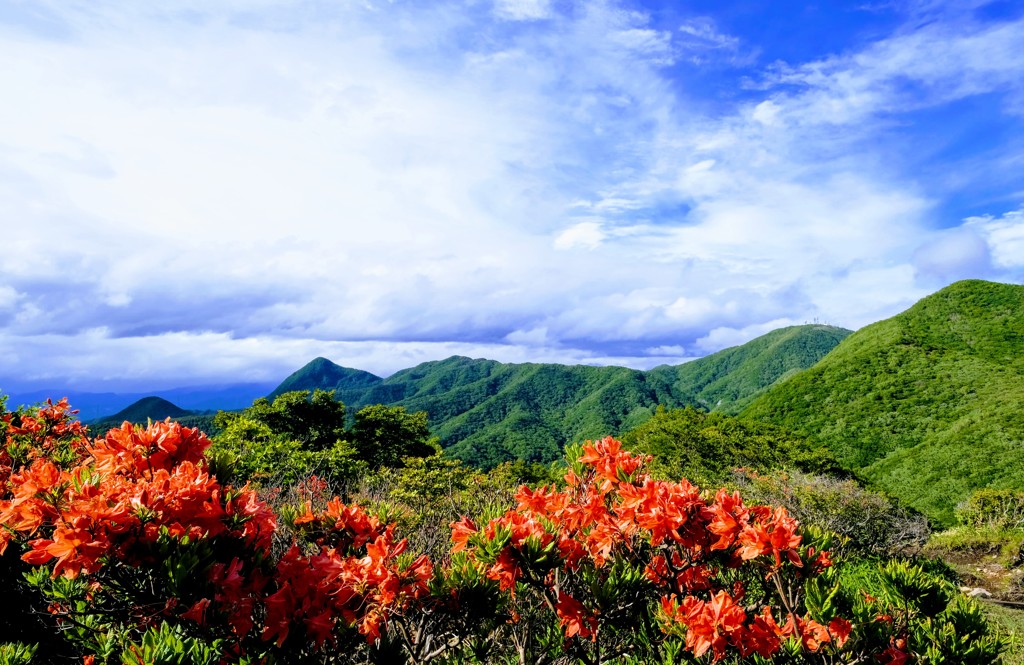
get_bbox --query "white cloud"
[759,17,1024,125]
[0,286,19,310]
[0,1,1020,389]
[913,226,992,282]
[554,222,606,250]
[965,208,1024,269]
[695,318,799,354]
[646,344,686,356]
[494,0,552,21]
[678,17,739,50]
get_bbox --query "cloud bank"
[0,0,1021,390]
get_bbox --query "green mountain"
[646,325,852,414]
[270,324,849,468]
[744,280,1024,524]
[105,396,193,423]
[269,357,382,399]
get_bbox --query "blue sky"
[0,0,1022,391]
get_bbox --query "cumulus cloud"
[913,227,993,284]
[0,1,1021,390]
[965,208,1024,270]
[694,319,800,355]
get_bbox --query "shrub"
[0,398,1005,664]
[733,468,931,556]
[957,489,1024,531]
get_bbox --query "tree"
[243,389,347,451]
[350,405,436,469]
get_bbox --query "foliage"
[980,602,1024,665]
[269,325,847,469]
[357,455,559,562]
[924,526,1024,569]
[957,489,1024,531]
[351,404,437,468]
[732,468,930,557]
[209,414,363,489]
[0,643,37,665]
[244,389,348,451]
[0,399,1006,664]
[211,392,438,488]
[620,407,841,486]
[832,558,1005,663]
[744,279,1024,525]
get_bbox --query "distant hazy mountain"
[88,396,219,436]
[3,383,277,421]
[107,396,193,423]
[272,324,850,468]
[744,280,1024,524]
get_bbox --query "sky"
[1,0,1023,392]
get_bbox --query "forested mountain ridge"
[646,324,851,414]
[744,279,1024,524]
[268,357,383,399]
[272,324,851,467]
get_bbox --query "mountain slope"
[3,383,276,421]
[744,280,1024,524]
[646,325,852,414]
[268,325,849,468]
[268,357,382,400]
[106,396,193,423]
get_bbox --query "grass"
[982,603,1024,665]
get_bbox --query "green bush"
[733,468,930,556]
[957,489,1024,531]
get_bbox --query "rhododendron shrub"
[0,399,431,663]
[448,437,861,664]
[0,399,1004,664]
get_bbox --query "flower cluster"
[1,401,937,663]
[1,420,275,578]
[264,498,433,647]
[452,436,854,662]
[0,406,431,659]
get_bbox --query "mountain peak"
[268,357,383,398]
[107,396,191,423]
[744,279,1024,524]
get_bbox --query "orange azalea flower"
[829,616,853,647]
[450,516,477,552]
[555,591,598,639]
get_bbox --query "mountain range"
[7,279,1023,525]
[1,383,276,422]
[745,279,1024,524]
[249,279,1024,523]
[267,324,850,468]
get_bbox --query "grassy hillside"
[744,280,1024,524]
[271,325,848,468]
